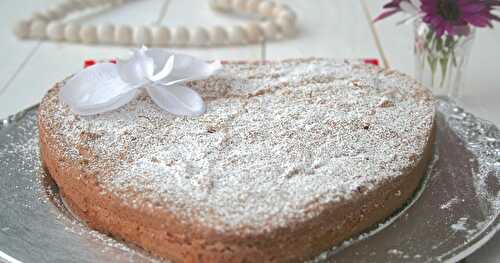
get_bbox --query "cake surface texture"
[39,58,435,262]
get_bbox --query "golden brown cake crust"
[39,59,435,262]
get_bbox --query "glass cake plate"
[0,97,498,263]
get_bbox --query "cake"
[38,58,435,262]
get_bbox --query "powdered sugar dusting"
[38,58,435,233]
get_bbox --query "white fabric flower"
[59,47,222,116]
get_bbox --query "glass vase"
[414,20,475,99]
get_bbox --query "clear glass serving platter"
[0,98,498,263]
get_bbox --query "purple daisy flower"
[421,0,500,36]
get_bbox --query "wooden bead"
[258,1,275,17]
[259,21,277,40]
[63,23,80,42]
[231,0,246,12]
[228,25,247,44]
[64,23,80,42]
[80,25,97,44]
[245,0,261,12]
[30,20,48,39]
[65,0,84,9]
[209,26,228,45]
[271,4,285,17]
[152,26,170,46]
[209,0,219,10]
[47,22,65,41]
[85,0,102,7]
[111,0,125,5]
[32,12,49,22]
[214,0,231,11]
[13,20,31,39]
[45,7,66,20]
[276,16,295,37]
[115,25,132,45]
[171,26,189,46]
[190,27,209,46]
[97,24,114,44]
[278,9,297,23]
[43,9,58,21]
[244,22,262,43]
[59,1,76,12]
[133,26,152,45]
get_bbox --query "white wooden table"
[0,0,498,262]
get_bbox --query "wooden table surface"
[0,0,498,262]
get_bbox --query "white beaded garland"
[115,25,132,45]
[209,26,228,46]
[190,27,210,46]
[80,25,97,44]
[64,23,81,42]
[97,24,115,44]
[228,25,247,44]
[30,20,48,39]
[47,22,65,41]
[14,0,298,47]
[13,20,31,39]
[171,26,189,46]
[133,26,152,45]
[151,26,170,46]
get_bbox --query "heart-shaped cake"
[39,58,435,262]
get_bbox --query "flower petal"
[142,48,173,72]
[70,89,139,116]
[144,48,222,85]
[59,63,139,115]
[148,55,175,82]
[455,25,471,36]
[117,48,155,84]
[374,9,400,22]
[147,84,206,116]
[400,2,419,15]
[410,0,421,8]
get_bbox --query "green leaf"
[427,55,438,86]
[451,50,458,67]
[430,36,438,54]
[439,55,449,88]
[445,36,454,48]
[427,55,437,71]
[426,30,434,42]
[436,36,443,54]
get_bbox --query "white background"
[0,0,498,262]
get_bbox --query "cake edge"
[38,93,435,262]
